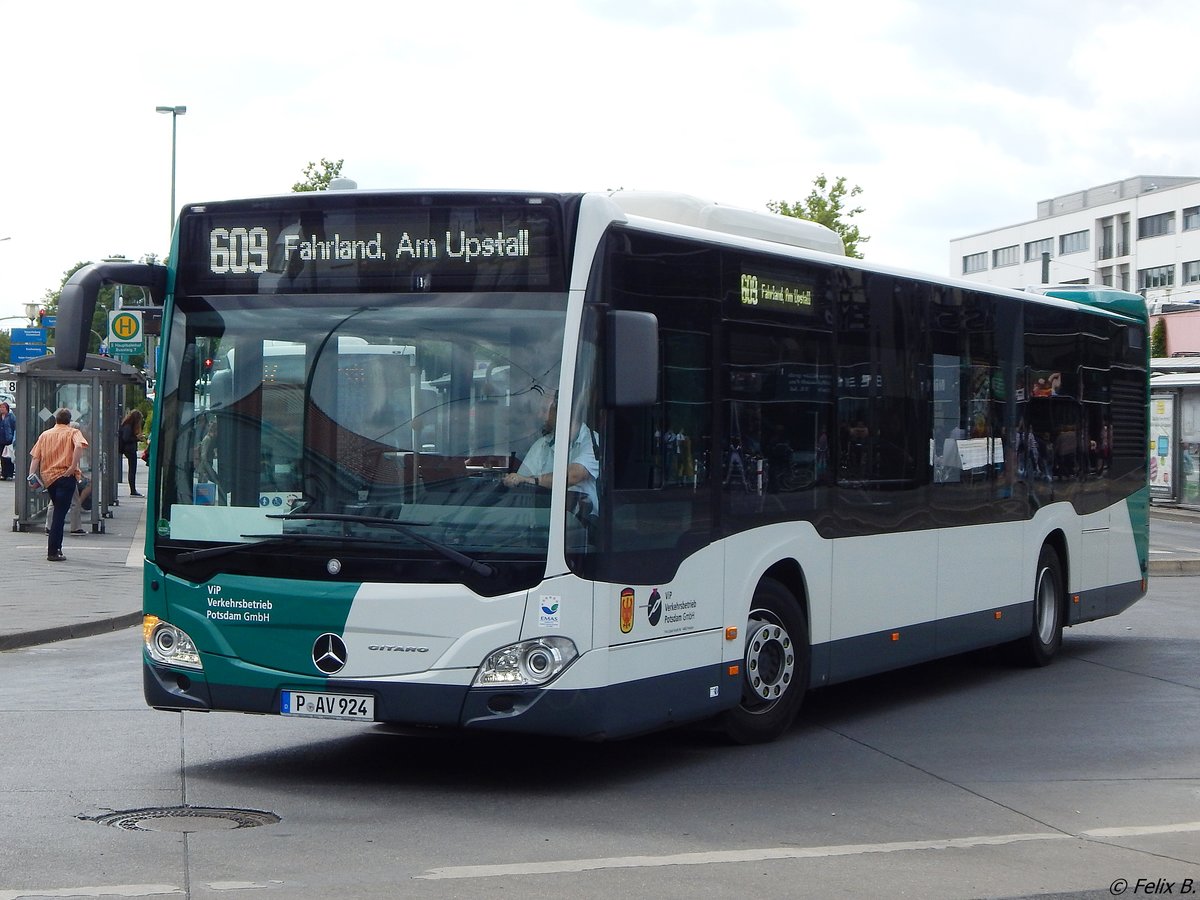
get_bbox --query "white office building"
[949,175,1200,312]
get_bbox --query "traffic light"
[37,309,46,326]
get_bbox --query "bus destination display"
[208,226,534,275]
[178,199,564,294]
[740,271,814,314]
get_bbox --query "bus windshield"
[154,293,568,569]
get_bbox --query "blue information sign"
[11,327,47,345]
[10,345,50,363]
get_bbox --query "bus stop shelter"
[1151,373,1200,507]
[11,353,145,533]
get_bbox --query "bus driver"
[503,389,599,518]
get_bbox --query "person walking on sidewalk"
[28,407,88,562]
[118,409,144,497]
[0,401,16,480]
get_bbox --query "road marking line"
[415,820,1200,880]
[1083,821,1200,838]
[0,885,180,900]
[416,831,1064,880]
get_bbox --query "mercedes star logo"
[312,633,348,675]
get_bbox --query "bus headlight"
[143,616,203,671]
[474,637,578,687]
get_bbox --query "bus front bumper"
[144,657,728,741]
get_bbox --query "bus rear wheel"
[721,578,810,744]
[1014,544,1064,667]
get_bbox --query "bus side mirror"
[606,310,659,407]
[55,262,168,371]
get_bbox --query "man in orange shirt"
[29,408,88,562]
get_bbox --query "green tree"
[768,174,869,258]
[292,158,345,192]
[1151,316,1168,358]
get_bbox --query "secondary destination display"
[177,195,566,294]
[739,270,815,314]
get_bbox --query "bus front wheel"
[721,578,810,744]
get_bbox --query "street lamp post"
[155,105,187,237]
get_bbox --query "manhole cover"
[82,806,280,833]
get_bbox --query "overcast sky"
[2,0,1198,323]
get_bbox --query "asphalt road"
[1150,514,1200,561]
[1,575,1197,899]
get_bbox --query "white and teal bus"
[56,189,1149,743]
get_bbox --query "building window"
[1138,265,1174,290]
[1059,230,1089,255]
[1183,260,1200,284]
[1138,212,1175,239]
[1184,206,1200,231]
[993,245,1019,268]
[1024,238,1053,262]
[962,252,987,274]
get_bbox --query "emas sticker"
[538,596,561,629]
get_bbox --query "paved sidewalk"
[0,479,1194,652]
[0,476,145,651]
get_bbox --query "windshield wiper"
[175,536,293,564]
[269,513,496,578]
[174,531,424,565]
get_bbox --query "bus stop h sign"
[107,309,144,357]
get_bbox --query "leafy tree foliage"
[768,174,869,258]
[293,158,345,192]
[1151,316,1168,358]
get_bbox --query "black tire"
[720,578,810,744]
[1015,545,1064,667]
